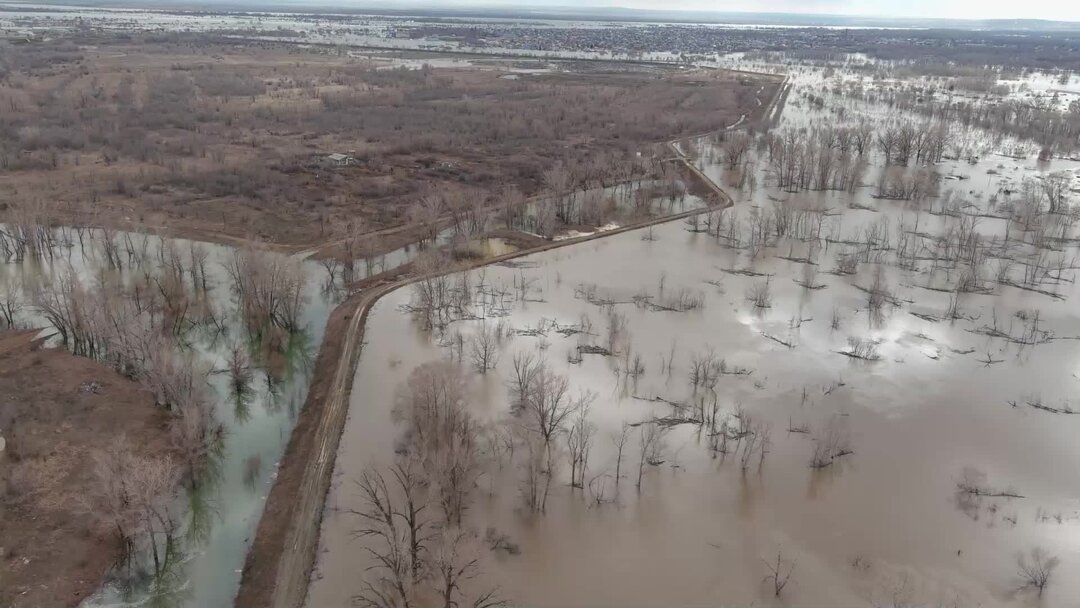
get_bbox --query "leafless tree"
[843,337,880,361]
[544,161,573,223]
[605,307,627,354]
[636,422,665,492]
[519,429,553,513]
[430,529,505,608]
[84,437,182,576]
[834,252,859,275]
[350,469,416,608]
[410,192,444,245]
[1041,172,1071,215]
[500,185,526,230]
[762,549,796,597]
[565,403,595,489]
[393,459,437,582]
[394,362,480,527]
[167,383,224,485]
[225,247,306,337]
[470,323,501,374]
[746,277,773,308]
[508,350,541,413]
[610,422,631,491]
[0,273,22,328]
[1016,547,1060,598]
[866,266,892,325]
[406,254,456,331]
[810,415,853,468]
[722,131,752,169]
[518,363,587,452]
[228,345,253,400]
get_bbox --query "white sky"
[432,0,1080,21]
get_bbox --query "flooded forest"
[309,55,1080,608]
[1,16,1079,608]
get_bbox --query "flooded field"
[308,63,1080,607]
[310,213,1080,607]
[0,164,707,607]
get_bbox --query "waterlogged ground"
[309,205,1080,606]
[0,229,335,607]
[304,55,1080,607]
[305,57,1080,607]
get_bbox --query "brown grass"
[0,33,777,248]
[0,330,172,608]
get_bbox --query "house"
[325,153,355,166]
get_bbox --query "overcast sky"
[430,0,1080,21]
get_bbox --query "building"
[325,153,355,166]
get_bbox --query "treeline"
[0,34,765,242]
[746,29,1080,71]
[858,87,1080,154]
[751,119,946,197]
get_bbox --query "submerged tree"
[350,469,416,608]
[565,403,595,490]
[224,247,306,340]
[1016,547,1060,598]
[470,323,501,374]
[762,549,796,597]
[636,422,666,492]
[84,437,183,578]
[394,361,481,527]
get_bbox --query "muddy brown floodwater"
[307,208,1080,606]
[307,63,1080,608]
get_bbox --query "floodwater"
[309,210,1080,607]
[0,184,692,606]
[1,228,335,607]
[308,65,1080,608]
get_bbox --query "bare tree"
[1016,547,1060,598]
[746,277,773,309]
[520,363,584,451]
[225,247,306,337]
[722,131,752,169]
[519,429,553,513]
[636,422,665,492]
[84,437,182,576]
[565,403,595,489]
[508,350,541,413]
[410,192,443,245]
[500,185,526,230]
[610,421,631,491]
[1041,172,1071,215]
[810,415,853,468]
[431,529,506,608]
[350,470,415,608]
[0,273,22,328]
[470,323,501,374]
[168,391,224,484]
[394,362,480,527]
[544,161,573,223]
[392,459,436,582]
[762,549,796,597]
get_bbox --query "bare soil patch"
[0,330,172,608]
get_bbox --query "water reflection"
[1,225,335,607]
[311,201,1080,606]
